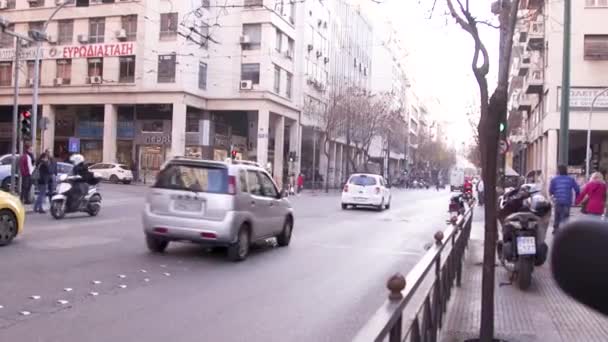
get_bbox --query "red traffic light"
[22,111,31,118]
[231,150,237,158]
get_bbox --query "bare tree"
[445,0,520,340]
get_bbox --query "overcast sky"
[359,0,500,148]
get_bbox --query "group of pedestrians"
[18,144,57,213]
[550,164,607,233]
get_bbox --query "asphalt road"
[0,184,451,342]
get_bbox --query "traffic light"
[499,122,506,133]
[231,149,238,160]
[21,110,31,139]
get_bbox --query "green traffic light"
[499,123,505,132]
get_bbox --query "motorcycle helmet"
[528,194,552,217]
[69,154,85,166]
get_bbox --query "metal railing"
[353,204,475,342]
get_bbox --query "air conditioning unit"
[46,35,57,44]
[0,0,8,10]
[316,50,322,58]
[307,44,313,52]
[77,34,89,44]
[116,29,127,41]
[26,78,35,87]
[284,50,293,59]
[239,35,250,44]
[240,80,253,90]
[53,78,64,86]
[89,76,102,84]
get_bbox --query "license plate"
[174,200,203,212]
[354,197,367,202]
[516,236,536,255]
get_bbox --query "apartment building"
[0,0,300,185]
[509,0,608,182]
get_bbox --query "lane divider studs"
[30,295,41,300]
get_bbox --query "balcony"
[517,93,534,112]
[527,20,544,50]
[524,69,543,94]
[518,53,531,76]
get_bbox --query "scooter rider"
[69,154,94,201]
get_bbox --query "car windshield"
[349,175,377,186]
[154,164,228,194]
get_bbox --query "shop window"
[119,56,135,83]
[0,24,14,48]
[142,120,164,133]
[87,58,103,81]
[89,17,105,43]
[198,62,207,90]
[241,63,260,84]
[56,59,72,84]
[58,20,74,45]
[242,24,261,50]
[157,55,176,83]
[160,13,178,40]
[121,15,137,41]
[0,62,11,86]
[186,112,199,133]
[185,146,202,159]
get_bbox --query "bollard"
[387,273,406,300]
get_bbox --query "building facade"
[509,0,608,184]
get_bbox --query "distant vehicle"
[0,189,25,246]
[89,163,134,184]
[0,154,71,192]
[450,168,465,192]
[142,157,294,261]
[341,173,391,211]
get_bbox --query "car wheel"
[276,217,293,247]
[341,203,348,210]
[228,225,250,262]
[377,198,385,212]
[0,209,17,246]
[146,234,169,253]
[109,175,119,184]
[385,199,391,210]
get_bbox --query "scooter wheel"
[51,201,65,219]
[87,203,101,217]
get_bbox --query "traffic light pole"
[9,39,21,194]
[559,0,572,166]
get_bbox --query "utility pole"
[9,39,21,194]
[558,0,571,166]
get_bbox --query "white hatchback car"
[89,163,134,184]
[341,173,391,211]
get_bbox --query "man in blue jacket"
[549,165,580,233]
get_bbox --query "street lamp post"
[30,0,70,156]
[585,88,608,180]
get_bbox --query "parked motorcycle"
[497,184,552,290]
[50,174,102,219]
[448,193,466,221]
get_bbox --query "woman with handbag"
[576,172,607,216]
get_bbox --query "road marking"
[29,295,40,300]
[57,300,69,305]
[28,218,129,233]
[26,236,119,250]
[309,242,422,257]
[19,311,31,316]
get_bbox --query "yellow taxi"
[0,190,25,246]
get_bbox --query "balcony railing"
[518,93,534,112]
[518,53,531,76]
[353,205,474,342]
[527,20,544,50]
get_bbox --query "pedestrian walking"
[477,179,484,206]
[33,152,51,213]
[549,165,581,234]
[297,173,304,194]
[19,144,34,204]
[575,172,607,217]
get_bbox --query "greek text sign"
[0,42,134,61]
[558,87,608,111]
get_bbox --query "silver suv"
[142,157,294,261]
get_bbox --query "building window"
[5,0,15,9]
[160,13,178,40]
[28,0,44,8]
[241,63,260,84]
[586,0,608,7]
[119,56,135,83]
[202,0,210,8]
[89,18,105,43]
[197,21,210,49]
[26,61,41,85]
[273,65,281,93]
[244,0,263,7]
[584,35,608,60]
[286,72,292,99]
[242,24,261,50]
[29,21,44,35]
[186,111,200,133]
[287,38,294,57]
[198,62,207,90]
[56,59,71,84]
[0,24,14,48]
[58,20,74,45]
[275,28,282,52]
[158,54,176,83]
[87,58,103,79]
[0,62,11,86]
[121,15,138,41]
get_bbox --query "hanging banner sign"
[0,42,135,61]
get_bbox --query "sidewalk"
[440,208,608,342]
